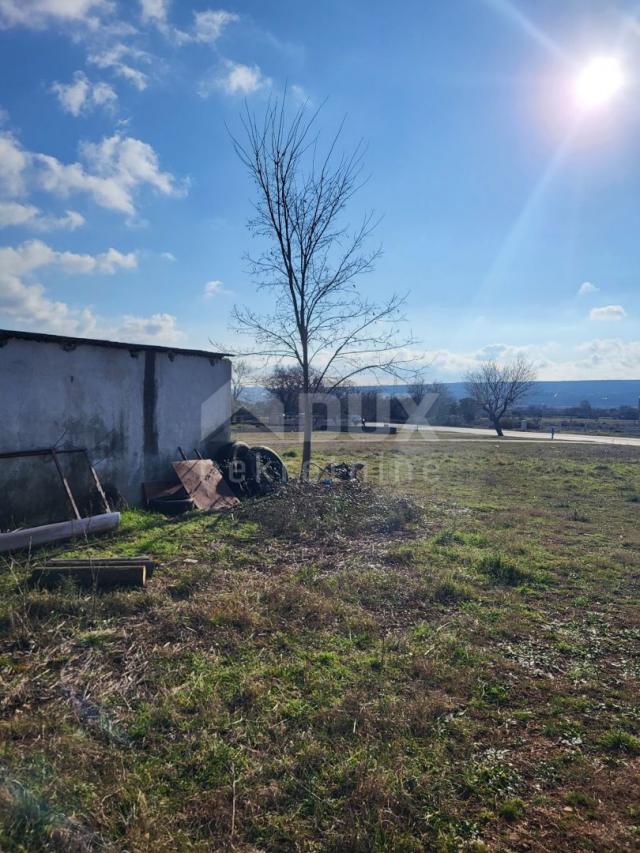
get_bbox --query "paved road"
[369,423,640,448]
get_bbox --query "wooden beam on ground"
[46,556,156,576]
[30,563,146,589]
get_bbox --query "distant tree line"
[234,362,638,431]
[242,364,481,428]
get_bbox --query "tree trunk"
[300,392,312,480]
[300,353,312,480]
[492,418,504,437]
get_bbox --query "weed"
[564,791,598,813]
[433,579,472,604]
[433,529,465,546]
[599,730,640,754]
[476,554,529,586]
[499,798,525,822]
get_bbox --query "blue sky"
[0,0,639,380]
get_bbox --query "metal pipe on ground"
[0,512,121,554]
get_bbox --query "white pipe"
[0,512,121,554]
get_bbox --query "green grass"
[1,439,639,850]
[475,554,530,586]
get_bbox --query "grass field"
[1,438,639,851]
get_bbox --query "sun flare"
[574,56,625,111]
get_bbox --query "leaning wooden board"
[172,460,239,511]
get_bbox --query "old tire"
[250,445,288,494]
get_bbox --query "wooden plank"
[50,448,82,520]
[172,460,239,511]
[83,449,111,514]
[45,560,145,565]
[0,447,87,460]
[30,564,146,589]
[0,513,121,554]
[46,557,156,577]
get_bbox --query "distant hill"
[243,379,640,409]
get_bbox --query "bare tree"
[231,359,254,403]
[405,377,454,425]
[465,357,537,436]
[407,376,428,406]
[264,365,324,418]
[229,98,413,477]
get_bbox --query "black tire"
[250,446,289,494]
[218,441,257,496]
[214,441,242,465]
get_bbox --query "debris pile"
[317,462,365,482]
[144,443,288,515]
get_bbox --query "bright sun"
[574,56,626,111]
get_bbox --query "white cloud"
[88,43,150,91]
[0,238,136,335]
[0,239,136,275]
[403,336,640,381]
[589,304,626,321]
[51,71,117,116]
[0,131,28,196]
[0,201,39,227]
[191,9,237,42]
[0,0,111,29]
[92,80,118,106]
[290,83,309,105]
[94,246,137,273]
[116,311,182,344]
[0,201,85,230]
[160,251,176,261]
[0,239,185,342]
[203,279,228,297]
[139,0,168,24]
[1,128,180,217]
[30,133,181,217]
[574,338,640,376]
[578,281,598,296]
[145,6,237,44]
[202,60,271,97]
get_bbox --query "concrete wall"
[0,336,231,525]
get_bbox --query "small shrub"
[564,790,598,812]
[433,579,471,604]
[476,554,528,586]
[498,798,525,822]
[599,729,640,754]
[433,529,464,546]
[478,681,510,704]
[282,449,298,458]
[0,781,55,849]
